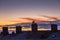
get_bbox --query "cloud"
[20,17,41,22]
[9,17,52,23]
[39,15,60,21]
[9,18,34,23]
[21,18,34,21]
[8,16,60,24]
[9,17,43,23]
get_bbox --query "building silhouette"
[51,24,57,31]
[31,21,38,32]
[16,25,22,34]
[2,27,9,35]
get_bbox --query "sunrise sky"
[0,0,60,25]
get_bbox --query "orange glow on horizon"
[0,27,51,31]
[0,16,60,25]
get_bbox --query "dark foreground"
[0,31,60,40]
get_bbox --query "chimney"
[16,25,22,34]
[51,24,57,31]
[2,27,9,35]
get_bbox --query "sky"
[0,0,60,25]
